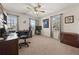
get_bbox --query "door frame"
[50,14,63,40]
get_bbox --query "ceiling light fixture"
[26,3,45,17]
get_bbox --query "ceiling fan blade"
[26,7,31,9]
[25,3,35,10]
[37,3,41,8]
[25,3,34,8]
[26,7,33,11]
[40,11,45,13]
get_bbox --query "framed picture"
[65,16,74,24]
[43,19,49,28]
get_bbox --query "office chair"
[17,30,31,48]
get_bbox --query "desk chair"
[17,31,31,48]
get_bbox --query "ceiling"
[1,3,78,18]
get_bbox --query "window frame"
[7,14,18,31]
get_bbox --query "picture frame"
[43,19,49,28]
[65,16,74,24]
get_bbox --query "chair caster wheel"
[28,42,31,43]
[27,45,29,47]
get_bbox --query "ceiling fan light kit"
[26,3,45,16]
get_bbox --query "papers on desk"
[6,32,18,40]
[0,38,4,40]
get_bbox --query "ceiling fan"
[26,3,45,14]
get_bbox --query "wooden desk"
[0,33,18,55]
[0,39,18,55]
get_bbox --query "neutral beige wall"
[62,6,79,33]
[40,5,79,37]
[18,14,29,30]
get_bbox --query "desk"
[0,32,18,55]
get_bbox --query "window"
[7,15,18,31]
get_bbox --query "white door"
[51,15,61,40]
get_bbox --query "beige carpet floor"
[19,35,79,55]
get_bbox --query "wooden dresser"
[60,32,79,48]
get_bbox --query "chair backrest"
[17,31,29,38]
